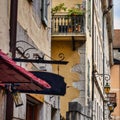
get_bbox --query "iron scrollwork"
[14,40,68,65]
[16,40,40,59]
[95,73,110,81]
[58,53,65,61]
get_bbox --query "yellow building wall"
[110,65,120,119]
[52,40,80,118]
[29,94,44,102]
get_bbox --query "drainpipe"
[102,11,105,120]
[6,0,18,120]
[9,0,18,58]
[91,0,95,119]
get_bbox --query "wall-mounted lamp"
[108,103,114,112]
[104,82,110,94]
[12,92,23,107]
[108,103,114,119]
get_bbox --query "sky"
[113,0,120,29]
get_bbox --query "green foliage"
[52,3,85,16]
[52,3,67,16]
[67,7,85,16]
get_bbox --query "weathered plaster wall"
[0,0,10,53]
[0,0,10,119]
[0,92,6,120]
[18,0,51,56]
[52,41,80,118]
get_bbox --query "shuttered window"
[29,0,48,27]
[32,0,41,26]
[41,0,48,26]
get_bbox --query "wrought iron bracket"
[13,58,68,64]
[95,73,110,81]
[14,40,68,65]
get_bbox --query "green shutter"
[41,0,48,26]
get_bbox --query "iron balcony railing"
[52,15,85,35]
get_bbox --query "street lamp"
[108,103,114,112]
[104,82,110,94]
[107,102,115,119]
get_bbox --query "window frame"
[41,0,48,26]
[26,95,42,120]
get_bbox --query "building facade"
[51,0,88,119]
[92,0,114,120]
[51,0,114,120]
[0,0,62,120]
[0,0,114,120]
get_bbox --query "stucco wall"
[18,0,51,56]
[52,41,80,118]
[0,0,10,53]
[0,92,6,120]
[0,0,10,119]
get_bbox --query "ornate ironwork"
[58,53,65,61]
[14,40,68,65]
[95,73,110,81]
[16,40,39,59]
[52,15,85,34]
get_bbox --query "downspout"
[102,11,105,120]
[9,0,18,58]
[103,5,113,120]
[91,0,94,119]
[6,0,18,120]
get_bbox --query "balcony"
[51,15,86,41]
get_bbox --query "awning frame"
[0,50,51,93]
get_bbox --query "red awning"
[0,50,51,93]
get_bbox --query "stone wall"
[66,102,91,120]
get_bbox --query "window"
[28,0,48,27]
[41,0,48,26]
[32,0,42,26]
[26,95,43,120]
[26,101,38,120]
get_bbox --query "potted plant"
[67,7,85,32]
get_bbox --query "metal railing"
[52,15,85,35]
